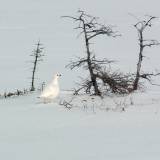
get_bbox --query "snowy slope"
[0,91,160,160]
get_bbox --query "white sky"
[0,0,160,91]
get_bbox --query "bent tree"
[133,16,160,90]
[63,10,118,96]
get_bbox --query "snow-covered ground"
[0,90,160,160]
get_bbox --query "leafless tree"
[30,40,44,91]
[133,16,160,90]
[63,10,119,96]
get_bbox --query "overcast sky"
[0,0,160,91]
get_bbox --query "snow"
[0,90,160,160]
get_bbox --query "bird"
[40,73,61,103]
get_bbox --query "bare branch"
[65,57,87,70]
[61,16,80,21]
[143,40,160,48]
[59,98,74,109]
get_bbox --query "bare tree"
[30,40,44,91]
[63,10,119,96]
[133,16,160,90]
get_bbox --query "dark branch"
[65,57,87,70]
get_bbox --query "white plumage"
[40,73,61,102]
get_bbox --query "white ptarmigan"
[40,73,61,102]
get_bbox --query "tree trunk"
[83,23,101,96]
[133,33,143,90]
[30,54,38,91]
